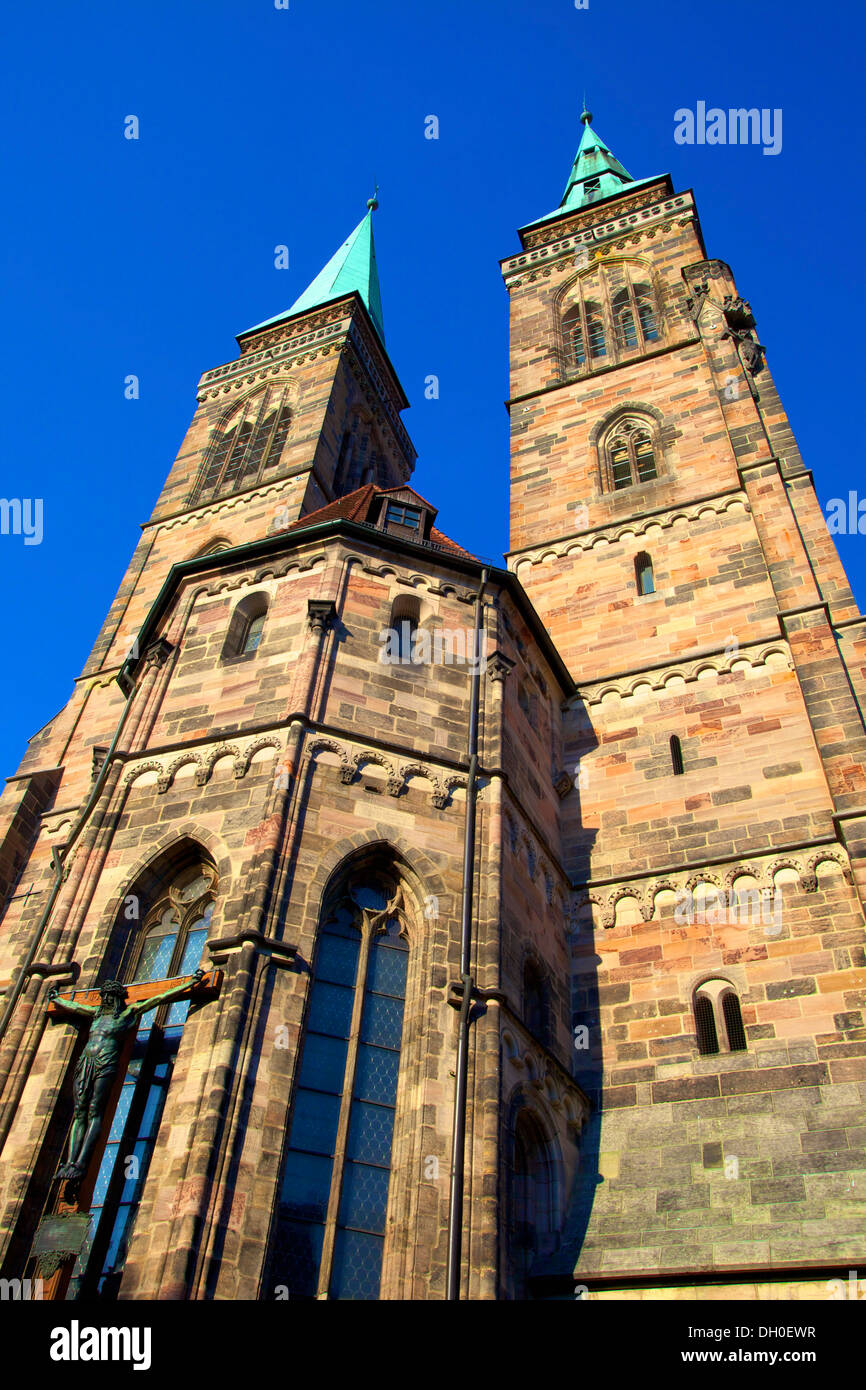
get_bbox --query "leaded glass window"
[268,877,409,1300]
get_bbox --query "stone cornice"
[502,189,695,283]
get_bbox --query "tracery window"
[70,855,217,1299]
[195,388,293,503]
[268,873,410,1300]
[603,416,658,491]
[561,266,661,376]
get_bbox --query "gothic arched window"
[602,417,659,492]
[268,872,410,1300]
[195,389,293,503]
[561,266,661,378]
[585,303,606,359]
[70,852,217,1299]
[562,304,585,366]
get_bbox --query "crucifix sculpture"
[47,970,208,1182]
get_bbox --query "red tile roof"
[288,485,476,560]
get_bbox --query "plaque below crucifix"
[33,968,221,1297]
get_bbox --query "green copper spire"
[244,195,386,344]
[559,109,635,211]
[528,109,661,228]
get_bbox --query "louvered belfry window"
[268,876,409,1300]
[195,389,292,503]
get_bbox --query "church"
[0,110,863,1301]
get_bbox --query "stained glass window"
[268,883,409,1300]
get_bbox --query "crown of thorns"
[99,980,128,1000]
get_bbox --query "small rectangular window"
[384,503,421,530]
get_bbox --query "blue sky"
[1,0,864,778]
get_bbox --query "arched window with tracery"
[69,849,217,1299]
[267,867,411,1300]
[603,416,659,492]
[561,265,660,378]
[195,388,293,503]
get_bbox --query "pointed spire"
[559,110,635,212]
[523,107,663,231]
[243,196,386,344]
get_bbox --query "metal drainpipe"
[446,566,488,1300]
[0,678,139,1049]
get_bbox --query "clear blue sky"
[1,0,863,778]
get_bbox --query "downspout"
[446,566,488,1300]
[0,673,140,1050]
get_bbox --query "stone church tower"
[503,112,866,1298]
[0,115,863,1302]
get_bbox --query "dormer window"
[583,177,601,201]
[384,503,421,532]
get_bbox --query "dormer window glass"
[384,503,421,531]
